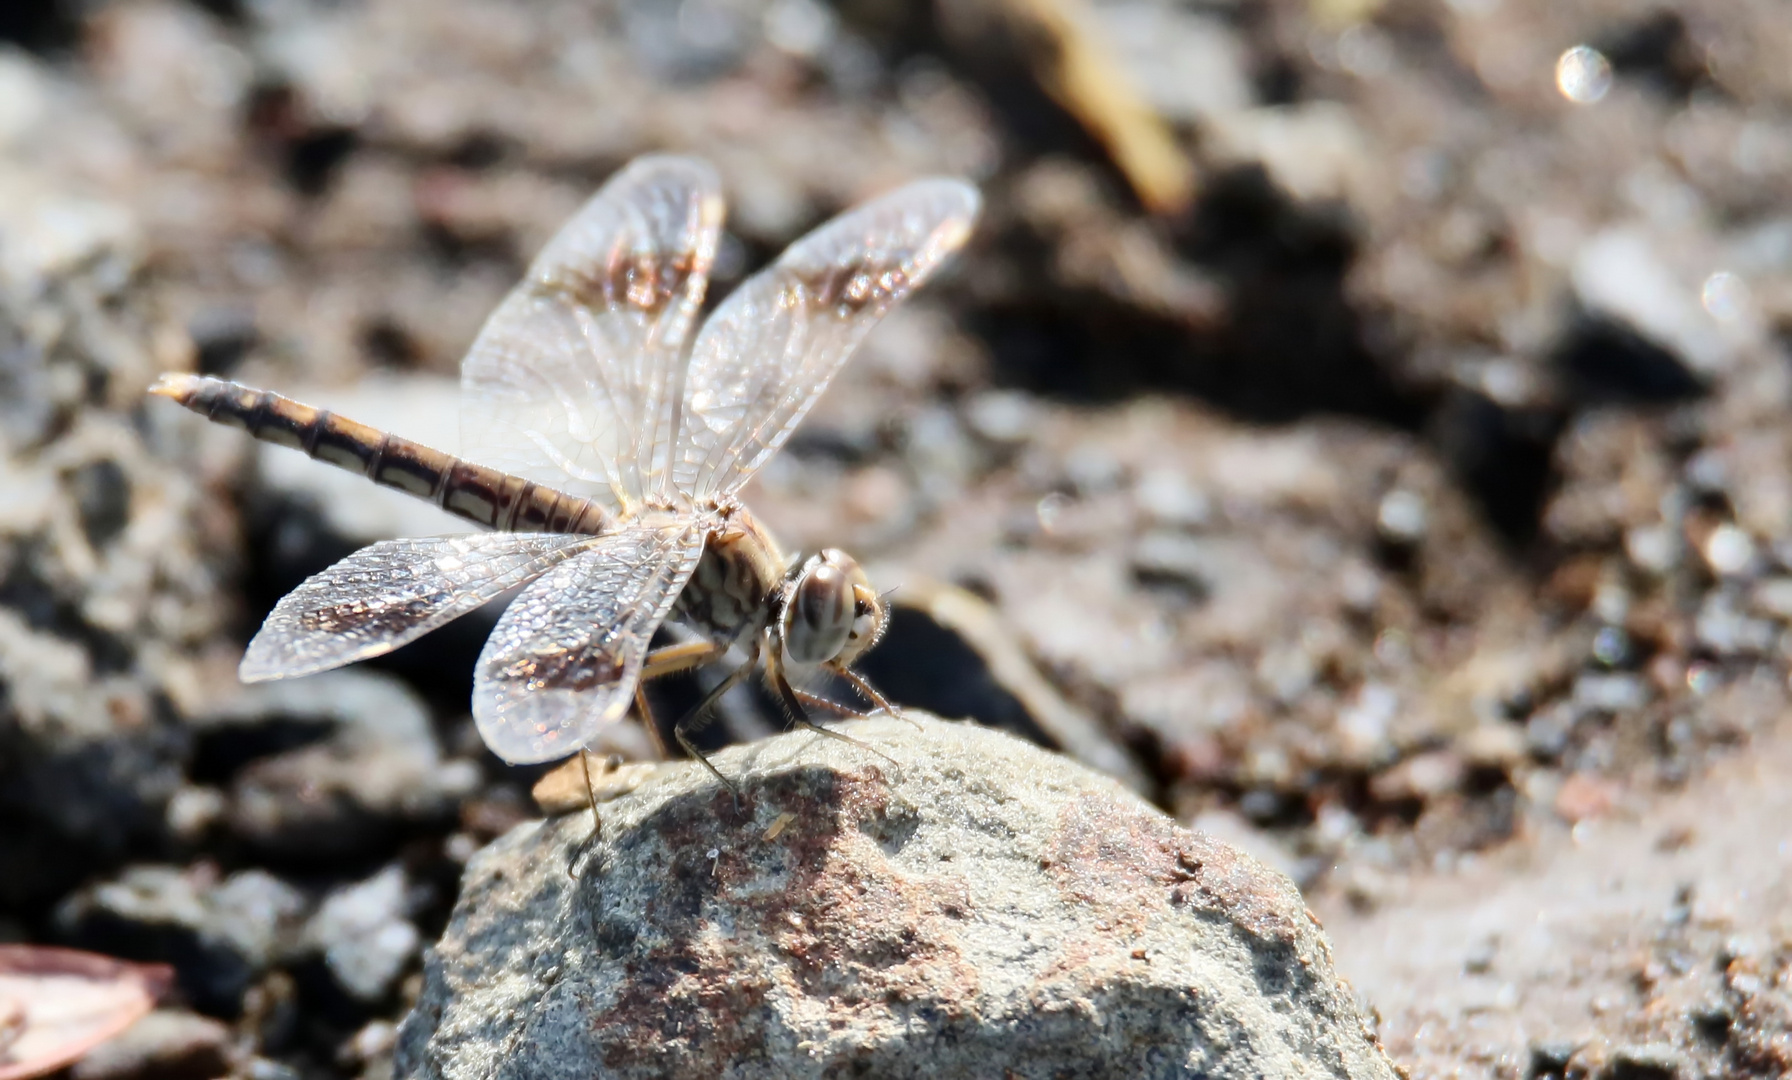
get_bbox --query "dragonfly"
[150,154,979,785]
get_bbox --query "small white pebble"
[1749,577,1792,620]
[1625,524,1677,575]
[1704,525,1756,577]
[1376,490,1429,543]
[165,786,227,841]
[1135,468,1211,528]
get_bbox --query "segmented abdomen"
[150,374,611,535]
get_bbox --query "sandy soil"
[1322,716,1792,1077]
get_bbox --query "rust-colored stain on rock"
[1048,791,1300,947]
[593,766,978,1071]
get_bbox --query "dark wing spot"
[538,251,697,317]
[502,646,628,695]
[296,597,433,635]
[795,255,911,316]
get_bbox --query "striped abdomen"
[150,374,611,535]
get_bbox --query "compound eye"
[784,561,854,665]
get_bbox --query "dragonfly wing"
[472,521,705,765]
[673,178,979,497]
[461,156,724,512]
[241,534,598,682]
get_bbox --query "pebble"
[69,1009,234,1080]
[305,866,419,1003]
[1461,935,1498,975]
[1694,593,1778,657]
[1128,531,1220,596]
[962,390,1038,447]
[1702,524,1757,578]
[201,671,481,857]
[163,786,227,843]
[1572,673,1650,714]
[1459,723,1528,770]
[1625,524,1679,575]
[1133,468,1212,529]
[56,866,308,1015]
[207,871,308,971]
[1093,5,1251,123]
[1605,1042,1684,1080]
[1338,683,1399,765]
[1373,749,1467,803]
[1376,489,1430,544]
[1747,576,1792,620]
[1572,226,1731,377]
[1203,103,1374,204]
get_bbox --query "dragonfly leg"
[567,748,609,879]
[672,642,760,812]
[633,685,669,760]
[638,639,726,761]
[790,687,868,718]
[829,664,919,730]
[580,749,601,821]
[768,654,897,766]
[643,639,729,678]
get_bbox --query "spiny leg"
[637,639,725,761]
[767,653,897,766]
[672,641,760,811]
[830,664,919,729]
[644,639,729,679]
[564,749,603,879]
[791,687,869,718]
[581,749,601,822]
[567,749,628,877]
[634,685,669,761]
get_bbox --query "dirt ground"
[1320,705,1792,1078]
[2,0,1791,1076]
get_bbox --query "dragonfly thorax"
[674,507,788,644]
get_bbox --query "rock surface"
[395,716,1394,1080]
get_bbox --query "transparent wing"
[241,534,597,682]
[672,178,979,497]
[472,521,705,765]
[460,155,725,512]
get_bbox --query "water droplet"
[1700,271,1748,322]
[1556,46,1612,104]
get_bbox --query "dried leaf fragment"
[532,755,664,816]
[0,946,172,1080]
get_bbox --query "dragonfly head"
[780,548,887,668]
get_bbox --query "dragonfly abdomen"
[149,374,610,536]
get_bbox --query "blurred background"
[2,0,1791,1076]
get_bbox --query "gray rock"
[1091,3,1251,124]
[197,670,482,858]
[1571,226,1738,378]
[69,1009,235,1080]
[395,716,1395,1080]
[56,866,308,1015]
[306,866,420,1003]
[0,159,208,911]
[208,870,309,971]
